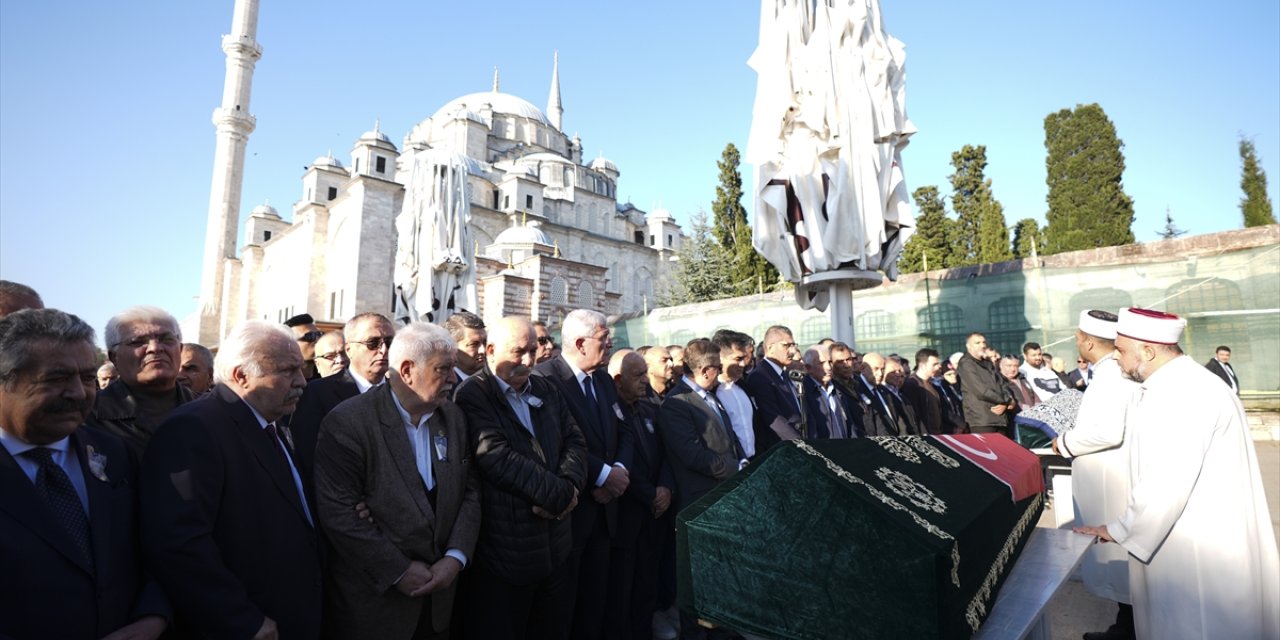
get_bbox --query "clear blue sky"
[2,0,1277,339]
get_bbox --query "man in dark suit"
[901,348,947,435]
[141,320,322,639]
[314,322,481,639]
[606,349,675,640]
[742,325,803,451]
[0,309,169,640]
[1205,345,1240,395]
[956,333,1015,435]
[856,353,910,436]
[657,339,746,640]
[881,357,921,435]
[290,312,396,483]
[454,317,586,639]
[799,344,860,439]
[533,308,634,640]
[1067,357,1090,392]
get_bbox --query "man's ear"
[229,365,249,389]
[397,358,415,384]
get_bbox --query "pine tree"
[658,210,733,305]
[898,186,953,273]
[949,145,1011,265]
[1157,207,1188,239]
[1043,103,1135,253]
[711,142,779,295]
[1011,218,1043,259]
[1239,137,1276,227]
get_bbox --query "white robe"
[1059,353,1137,603]
[1107,355,1279,639]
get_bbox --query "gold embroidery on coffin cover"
[869,436,921,463]
[869,436,962,469]
[792,440,961,588]
[963,492,1043,632]
[875,467,948,514]
[906,436,961,468]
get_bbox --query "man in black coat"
[1205,345,1241,395]
[742,325,803,450]
[799,344,860,439]
[141,321,322,639]
[955,332,1015,435]
[454,317,586,639]
[0,309,169,640]
[533,309,634,640]
[857,353,914,436]
[289,312,395,482]
[605,349,676,640]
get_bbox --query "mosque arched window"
[577,281,595,308]
[550,276,568,306]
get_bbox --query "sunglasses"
[537,336,554,345]
[296,331,324,343]
[355,336,394,351]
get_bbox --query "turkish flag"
[932,433,1044,502]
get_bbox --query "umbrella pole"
[828,281,855,346]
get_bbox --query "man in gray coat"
[314,322,481,640]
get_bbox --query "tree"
[1043,103,1135,253]
[711,142,779,295]
[949,144,1012,265]
[1239,136,1276,227]
[1157,207,1188,240]
[1011,218,1044,259]
[658,210,733,305]
[898,186,953,273]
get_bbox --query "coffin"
[676,435,1045,640]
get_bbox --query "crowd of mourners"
[0,277,1274,640]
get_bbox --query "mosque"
[190,0,682,344]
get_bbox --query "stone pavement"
[1041,440,1280,640]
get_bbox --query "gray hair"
[104,305,180,350]
[561,309,606,344]
[182,343,214,369]
[389,322,456,370]
[214,321,294,384]
[0,308,96,386]
[343,312,392,337]
[802,344,830,367]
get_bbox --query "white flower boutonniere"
[85,445,109,482]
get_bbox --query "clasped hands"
[394,556,463,598]
[532,487,579,521]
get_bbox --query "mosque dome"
[493,220,552,247]
[311,154,346,170]
[432,92,552,126]
[250,203,280,218]
[358,128,396,150]
[590,156,619,174]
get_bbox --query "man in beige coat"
[314,322,481,639]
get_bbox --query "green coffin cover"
[676,436,1044,640]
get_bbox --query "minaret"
[196,0,262,344]
[547,51,563,131]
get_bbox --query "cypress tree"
[1239,137,1276,227]
[711,143,779,294]
[1011,218,1043,259]
[1043,103,1135,253]
[898,186,953,273]
[949,145,1011,265]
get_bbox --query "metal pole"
[828,281,854,346]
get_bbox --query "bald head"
[609,349,649,404]
[862,352,887,386]
[883,357,906,389]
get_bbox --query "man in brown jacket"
[314,322,481,639]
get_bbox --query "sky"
[1,0,1277,339]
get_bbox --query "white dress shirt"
[716,378,756,457]
[0,427,90,513]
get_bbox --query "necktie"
[23,448,93,566]
[266,423,292,466]
[582,375,599,414]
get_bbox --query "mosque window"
[650,234,655,246]
[526,194,534,209]
[263,231,272,242]
[493,190,500,209]
[667,234,673,247]
[1165,278,1249,358]
[503,195,510,210]
[550,277,568,306]
[635,230,644,245]
[375,156,386,174]
[799,317,828,344]
[577,281,595,307]
[917,303,965,357]
[856,309,897,354]
[987,296,1030,355]
[327,187,337,201]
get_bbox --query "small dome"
[251,203,280,218]
[590,156,618,173]
[312,155,345,170]
[493,221,552,247]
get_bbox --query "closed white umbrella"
[393,150,476,325]
[747,0,916,320]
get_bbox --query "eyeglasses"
[296,331,324,343]
[118,333,181,349]
[537,336,554,345]
[1077,360,1086,364]
[316,351,349,363]
[354,336,394,351]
